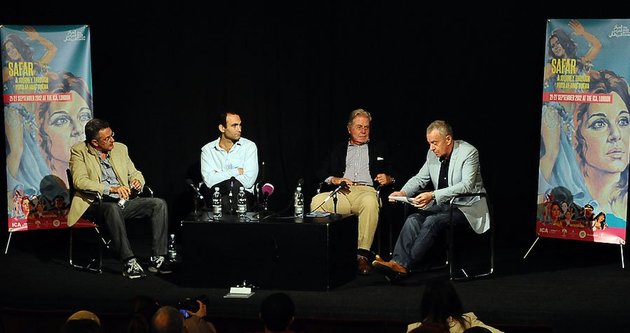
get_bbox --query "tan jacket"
[67,141,144,226]
[407,312,503,333]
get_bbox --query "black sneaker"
[123,258,146,279]
[148,255,174,274]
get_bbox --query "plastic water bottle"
[212,187,222,219]
[117,186,139,209]
[294,186,304,219]
[237,186,247,218]
[167,233,177,261]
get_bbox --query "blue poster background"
[537,19,630,244]
[2,25,92,232]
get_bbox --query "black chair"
[66,169,108,274]
[66,169,156,273]
[447,192,494,281]
[375,187,400,258]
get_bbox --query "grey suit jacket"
[401,140,490,234]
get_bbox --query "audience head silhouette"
[151,306,185,333]
[260,292,295,333]
[128,295,160,333]
[60,310,102,333]
[420,279,467,328]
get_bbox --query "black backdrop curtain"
[3,2,606,249]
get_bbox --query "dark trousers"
[88,197,168,261]
[391,203,466,269]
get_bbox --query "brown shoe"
[357,256,371,275]
[372,259,408,277]
[373,254,386,265]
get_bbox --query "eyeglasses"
[99,131,115,143]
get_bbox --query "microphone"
[297,178,304,187]
[186,179,204,199]
[261,183,274,198]
[329,181,348,198]
[311,181,348,214]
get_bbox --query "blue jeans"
[391,203,466,268]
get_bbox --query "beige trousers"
[310,185,380,251]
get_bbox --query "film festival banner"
[537,19,630,245]
[2,25,93,234]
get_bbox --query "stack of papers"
[224,286,255,299]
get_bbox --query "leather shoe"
[373,254,386,264]
[357,256,371,275]
[372,259,408,281]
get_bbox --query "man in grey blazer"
[372,120,489,280]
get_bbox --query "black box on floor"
[180,213,357,290]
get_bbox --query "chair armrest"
[77,189,102,202]
[141,185,154,198]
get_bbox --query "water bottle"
[167,233,177,262]
[118,186,139,209]
[237,186,247,218]
[294,186,304,219]
[212,187,222,219]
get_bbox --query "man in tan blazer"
[68,118,172,279]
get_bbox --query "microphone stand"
[330,191,342,220]
[192,189,204,218]
[193,195,201,218]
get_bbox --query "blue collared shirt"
[200,137,259,193]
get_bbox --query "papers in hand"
[389,196,435,210]
[389,196,413,204]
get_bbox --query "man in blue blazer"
[310,109,395,275]
[373,120,489,280]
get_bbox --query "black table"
[180,212,358,290]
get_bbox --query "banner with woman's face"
[2,25,93,231]
[537,19,630,245]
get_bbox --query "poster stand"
[523,236,626,269]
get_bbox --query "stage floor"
[1,230,629,333]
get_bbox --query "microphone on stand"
[311,181,348,212]
[329,181,348,199]
[261,183,275,200]
[186,179,204,217]
[186,179,204,199]
[261,183,274,212]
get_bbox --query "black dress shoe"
[357,256,371,275]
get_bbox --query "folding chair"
[447,192,494,281]
[66,169,109,274]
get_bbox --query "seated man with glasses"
[68,118,174,279]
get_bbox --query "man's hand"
[331,176,353,186]
[389,190,407,203]
[112,185,131,199]
[187,300,207,318]
[237,167,244,175]
[129,179,141,190]
[411,191,434,208]
[373,173,393,186]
